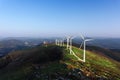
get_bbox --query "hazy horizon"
[0,36,120,40]
[0,0,120,38]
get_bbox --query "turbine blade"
[69,36,73,39]
[80,34,85,40]
[79,41,83,49]
[70,36,76,39]
[85,39,93,42]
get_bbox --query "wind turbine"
[60,40,63,46]
[69,36,84,61]
[57,40,60,46]
[55,39,58,45]
[62,39,65,46]
[69,36,73,54]
[66,36,70,49]
[69,36,75,54]
[80,34,93,62]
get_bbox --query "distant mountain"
[3,37,120,49]
[89,38,120,49]
[73,38,120,49]
[0,38,57,57]
[0,45,119,80]
[0,39,25,47]
[2,37,56,46]
[86,46,120,62]
[110,49,120,53]
[0,39,33,57]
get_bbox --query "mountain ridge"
[0,45,119,80]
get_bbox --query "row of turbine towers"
[55,34,93,62]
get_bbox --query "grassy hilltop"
[0,45,119,80]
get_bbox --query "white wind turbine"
[66,36,70,49]
[68,36,84,61]
[56,38,65,46]
[62,39,65,46]
[57,40,60,46]
[55,39,58,45]
[60,40,63,46]
[80,34,93,62]
[69,36,76,54]
[69,36,73,54]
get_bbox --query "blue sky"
[0,0,120,38]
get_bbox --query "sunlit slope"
[63,46,120,79]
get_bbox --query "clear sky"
[0,0,120,38]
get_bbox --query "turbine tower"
[55,39,58,45]
[62,39,65,46]
[60,40,63,46]
[69,36,83,61]
[66,36,70,49]
[69,36,74,54]
[58,40,60,46]
[80,34,93,62]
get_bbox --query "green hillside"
[63,46,120,79]
[0,45,119,80]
